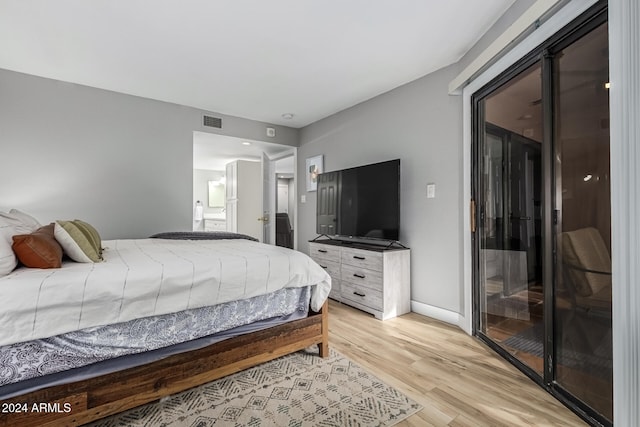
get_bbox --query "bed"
[0,229,331,426]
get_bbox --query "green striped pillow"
[54,220,103,263]
[73,219,103,256]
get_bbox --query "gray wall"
[297,64,463,312]
[0,69,297,239]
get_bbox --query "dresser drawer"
[341,247,383,272]
[314,259,340,278]
[341,264,383,291]
[309,242,340,263]
[341,281,383,311]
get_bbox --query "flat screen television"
[316,159,400,242]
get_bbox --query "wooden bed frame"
[0,301,328,427]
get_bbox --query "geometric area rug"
[88,347,422,427]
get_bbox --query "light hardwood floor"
[327,300,588,426]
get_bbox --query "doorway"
[472,4,611,425]
[274,155,295,249]
[192,132,297,246]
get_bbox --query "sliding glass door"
[476,62,545,375]
[472,3,611,425]
[553,20,611,421]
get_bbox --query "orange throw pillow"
[12,223,63,268]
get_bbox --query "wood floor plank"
[327,300,587,426]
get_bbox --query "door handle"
[509,215,531,221]
[470,198,476,233]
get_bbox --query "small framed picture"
[305,155,323,192]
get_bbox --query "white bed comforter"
[0,238,331,347]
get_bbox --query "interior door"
[316,171,339,235]
[261,152,275,244]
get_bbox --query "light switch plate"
[427,183,436,198]
[301,194,306,203]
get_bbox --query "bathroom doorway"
[192,131,297,246]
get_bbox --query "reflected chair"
[560,227,612,319]
[275,213,294,249]
[558,226,612,372]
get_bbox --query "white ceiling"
[0,0,516,129]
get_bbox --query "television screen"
[316,159,400,241]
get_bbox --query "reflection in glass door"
[553,21,611,421]
[477,63,545,375]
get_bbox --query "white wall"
[277,178,291,213]
[0,69,297,239]
[288,179,295,218]
[297,64,463,313]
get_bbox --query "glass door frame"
[545,9,611,423]
[471,47,545,384]
[471,2,610,426]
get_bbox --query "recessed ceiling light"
[242,142,251,146]
[281,113,294,120]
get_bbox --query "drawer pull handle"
[353,273,365,279]
[353,256,365,260]
[320,265,328,269]
[318,249,328,253]
[353,291,365,297]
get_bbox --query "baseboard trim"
[411,301,466,332]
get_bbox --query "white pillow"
[0,218,18,276]
[0,210,41,235]
[9,209,42,231]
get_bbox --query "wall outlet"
[301,194,306,203]
[266,127,276,137]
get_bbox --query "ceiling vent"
[203,115,222,129]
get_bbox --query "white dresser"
[309,240,410,320]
